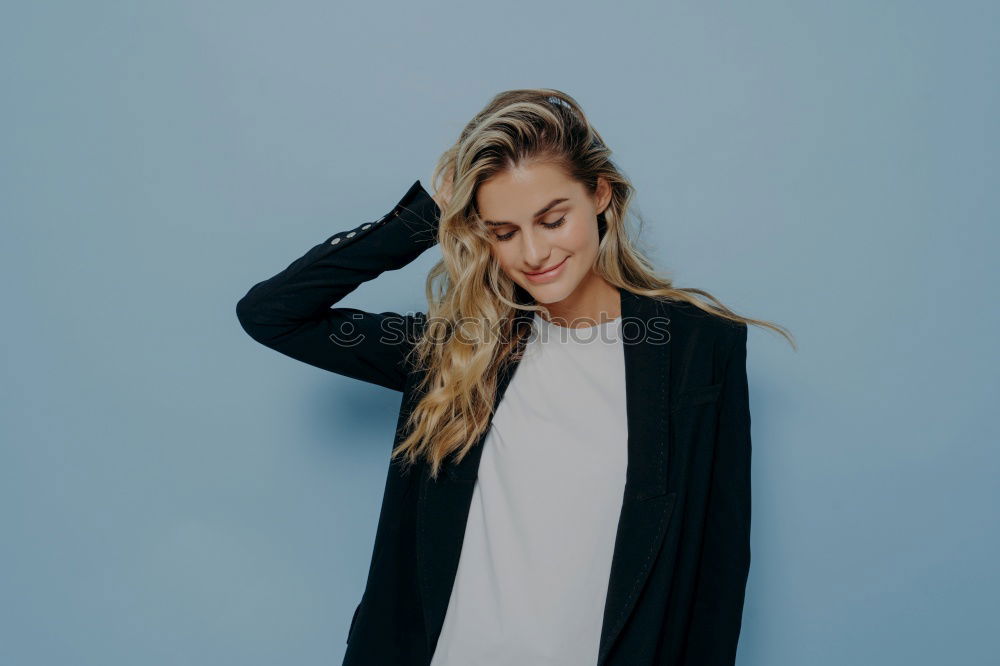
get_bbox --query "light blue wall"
[2,1,996,664]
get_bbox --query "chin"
[521,281,578,305]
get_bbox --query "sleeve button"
[346,232,356,238]
[362,224,372,229]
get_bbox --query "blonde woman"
[236,88,794,666]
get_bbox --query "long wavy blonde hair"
[392,88,794,480]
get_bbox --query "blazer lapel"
[596,288,676,666]
[415,306,534,654]
[416,287,676,663]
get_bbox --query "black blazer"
[236,179,752,666]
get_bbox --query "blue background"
[2,1,997,664]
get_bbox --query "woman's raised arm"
[236,179,441,392]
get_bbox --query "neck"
[539,273,621,328]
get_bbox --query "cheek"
[490,246,515,272]
[566,223,599,253]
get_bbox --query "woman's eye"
[494,216,566,242]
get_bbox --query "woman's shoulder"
[659,297,746,347]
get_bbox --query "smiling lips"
[524,257,568,283]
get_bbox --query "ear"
[595,175,612,215]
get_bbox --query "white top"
[430,311,629,666]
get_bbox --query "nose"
[521,228,552,270]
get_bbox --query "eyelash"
[493,216,566,242]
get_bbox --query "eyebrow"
[482,198,569,226]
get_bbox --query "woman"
[236,88,794,666]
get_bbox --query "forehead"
[476,163,582,221]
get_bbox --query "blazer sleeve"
[682,323,752,665]
[235,179,440,393]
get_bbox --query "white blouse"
[430,311,629,666]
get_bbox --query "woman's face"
[477,162,611,307]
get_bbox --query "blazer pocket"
[670,382,723,412]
